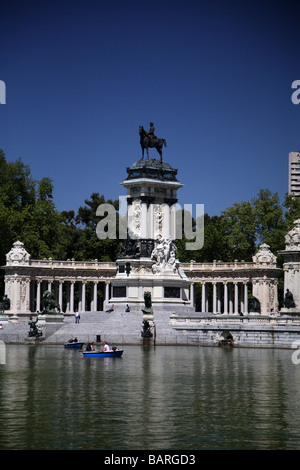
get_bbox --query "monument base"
[140,337,156,346]
[280,308,300,316]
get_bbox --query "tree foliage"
[0,150,65,264]
[176,189,291,263]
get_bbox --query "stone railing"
[28,259,116,270]
[170,314,300,328]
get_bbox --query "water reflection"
[0,345,300,449]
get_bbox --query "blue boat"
[82,349,123,358]
[64,342,84,349]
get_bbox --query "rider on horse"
[147,122,157,144]
[139,122,167,161]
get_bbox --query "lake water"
[1,344,300,450]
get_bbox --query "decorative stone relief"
[252,243,277,266]
[151,235,179,274]
[131,199,142,237]
[6,241,30,265]
[153,205,163,237]
[285,219,300,250]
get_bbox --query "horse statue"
[139,125,167,162]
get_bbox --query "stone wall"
[169,314,300,348]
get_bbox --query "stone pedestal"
[141,312,156,345]
[252,244,279,314]
[280,308,300,316]
[279,219,300,313]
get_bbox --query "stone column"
[82,282,86,312]
[244,282,248,314]
[217,283,221,313]
[30,281,35,312]
[59,281,63,313]
[162,203,170,239]
[213,282,217,313]
[36,280,41,312]
[105,281,110,304]
[141,202,148,239]
[190,282,195,307]
[78,283,82,312]
[234,282,239,314]
[93,282,98,312]
[229,283,233,314]
[223,282,228,314]
[22,278,31,313]
[66,282,70,313]
[70,281,75,313]
[201,283,206,313]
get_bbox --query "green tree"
[219,200,257,261]
[0,150,66,264]
[252,189,286,253]
[283,193,300,230]
[66,192,121,261]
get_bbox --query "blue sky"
[1,0,299,217]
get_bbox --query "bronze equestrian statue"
[139,123,167,162]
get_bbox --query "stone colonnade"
[3,242,116,315]
[183,244,281,315]
[33,278,111,313]
[2,241,281,316]
[196,281,250,314]
[4,275,113,315]
[189,278,278,315]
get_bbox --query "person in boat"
[68,337,78,343]
[103,342,110,351]
[106,304,114,313]
[125,304,130,312]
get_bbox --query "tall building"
[289,151,300,196]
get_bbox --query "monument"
[108,123,194,319]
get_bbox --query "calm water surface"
[0,344,300,450]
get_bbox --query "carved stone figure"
[118,234,140,258]
[151,236,179,273]
[28,317,43,338]
[284,289,296,309]
[249,295,261,313]
[0,295,10,312]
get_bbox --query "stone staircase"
[45,310,145,345]
[0,309,182,345]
